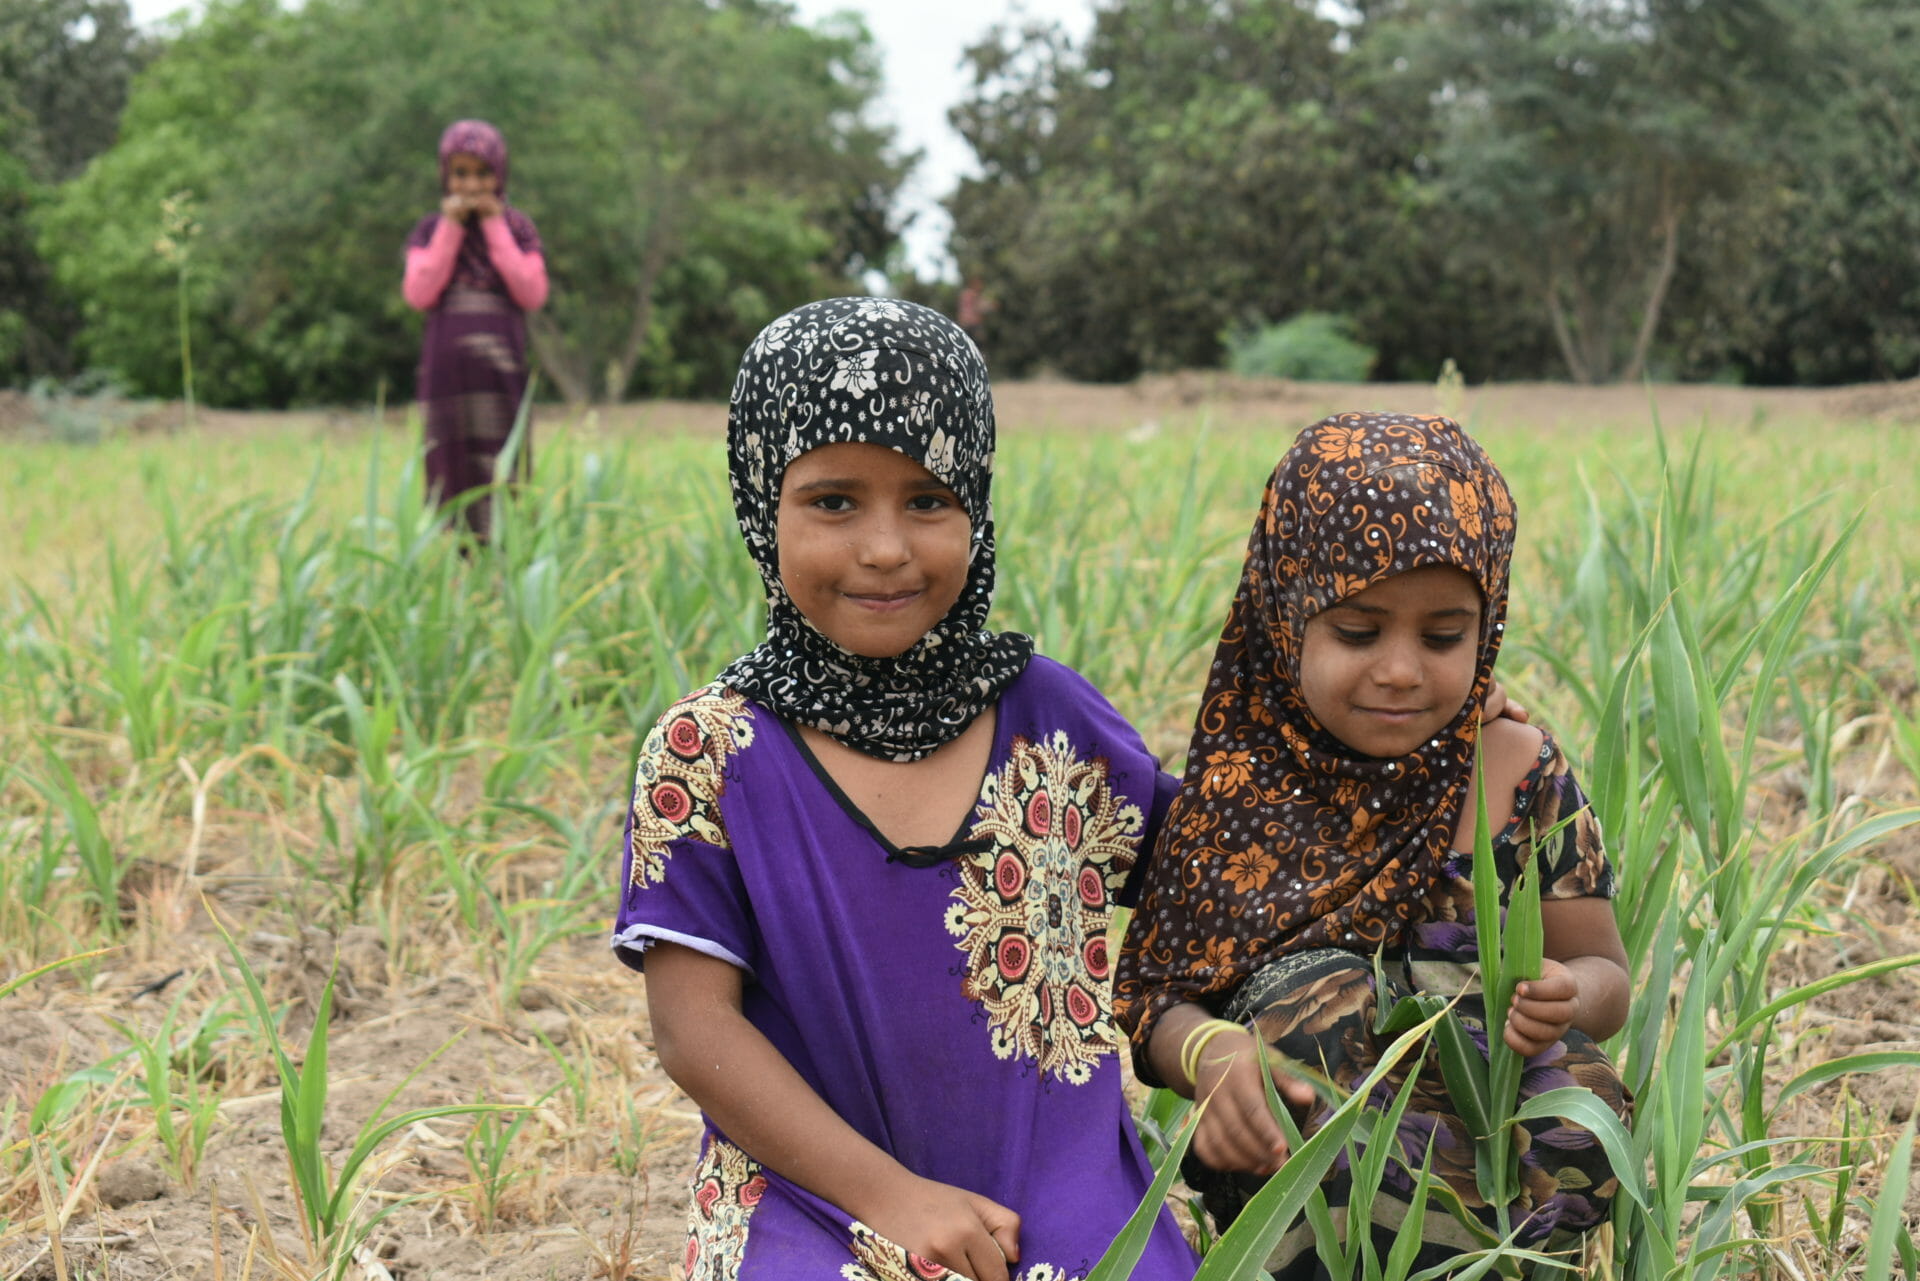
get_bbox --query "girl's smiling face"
[775,442,971,659]
[1298,564,1483,758]
[445,151,498,199]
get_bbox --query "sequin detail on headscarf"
[1114,411,1516,1049]
[716,297,1033,762]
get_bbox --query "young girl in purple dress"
[610,298,1200,1280]
[401,119,547,542]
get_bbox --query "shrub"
[1222,312,1376,382]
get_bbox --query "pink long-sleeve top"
[403,214,548,313]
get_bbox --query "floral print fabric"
[716,297,1033,762]
[947,730,1144,1085]
[1115,411,1519,1062]
[1181,739,1627,1278]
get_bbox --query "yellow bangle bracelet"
[1183,1023,1240,1085]
[1179,1019,1243,1086]
[1176,1018,1231,1080]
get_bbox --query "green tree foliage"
[38,0,292,403]
[513,1,900,402]
[36,0,902,405]
[1727,0,1920,384]
[1385,0,1828,384]
[950,0,1917,387]
[947,0,1556,383]
[0,0,150,383]
[951,2,1350,382]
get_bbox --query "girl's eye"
[907,494,954,512]
[1424,633,1468,649]
[1333,629,1377,646]
[811,494,853,513]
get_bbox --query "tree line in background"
[947,0,1920,386]
[3,0,1919,406]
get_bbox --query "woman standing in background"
[401,119,547,543]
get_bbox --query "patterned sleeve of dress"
[1516,741,1619,901]
[611,686,761,974]
[1119,767,1183,910]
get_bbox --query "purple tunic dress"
[614,656,1199,1280]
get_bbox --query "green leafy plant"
[1221,313,1376,382]
[211,910,522,1278]
[105,978,237,1189]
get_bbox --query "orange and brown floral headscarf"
[1115,411,1517,1059]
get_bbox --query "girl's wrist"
[1178,1018,1243,1088]
[837,1154,919,1227]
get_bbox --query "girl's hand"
[469,192,503,220]
[1506,958,1579,1056]
[865,1177,1020,1281]
[1188,1029,1318,1176]
[441,193,471,223]
[1484,677,1530,725]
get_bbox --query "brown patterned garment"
[1180,736,1628,1276]
[1114,411,1517,1057]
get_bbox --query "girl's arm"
[1141,1000,1318,1178]
[479,215,548,312]
[1462,717,1631,1054]
[644,942,1021,1281]
[1507,897,1630,1055]
[402,217,463,311]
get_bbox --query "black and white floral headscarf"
[716,297,1033,761]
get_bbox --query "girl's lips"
[845,589,922,612]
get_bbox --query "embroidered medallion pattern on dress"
[946,732,1140,1085]
[683,1134,766,1281]
[629,685,756,887]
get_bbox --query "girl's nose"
[853,515,910,568]
[1371,640,1422,689]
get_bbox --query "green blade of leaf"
[1083,1093,1210,1281]
[1509,1087,1648,1212]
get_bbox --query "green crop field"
[3,395,1919,1280]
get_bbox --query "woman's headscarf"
[717,297,1033,761]
[438,119,511,194]
[1115,411,1517,1047]
[408,119,541,287]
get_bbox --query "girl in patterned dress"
[401,119,547,542]
[1114,412,1632,1278]
[610,299,1199,1280]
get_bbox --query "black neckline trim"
[777,717,993,869]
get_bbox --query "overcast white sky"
[127,0,1100,280]
[789,1,1097,278]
